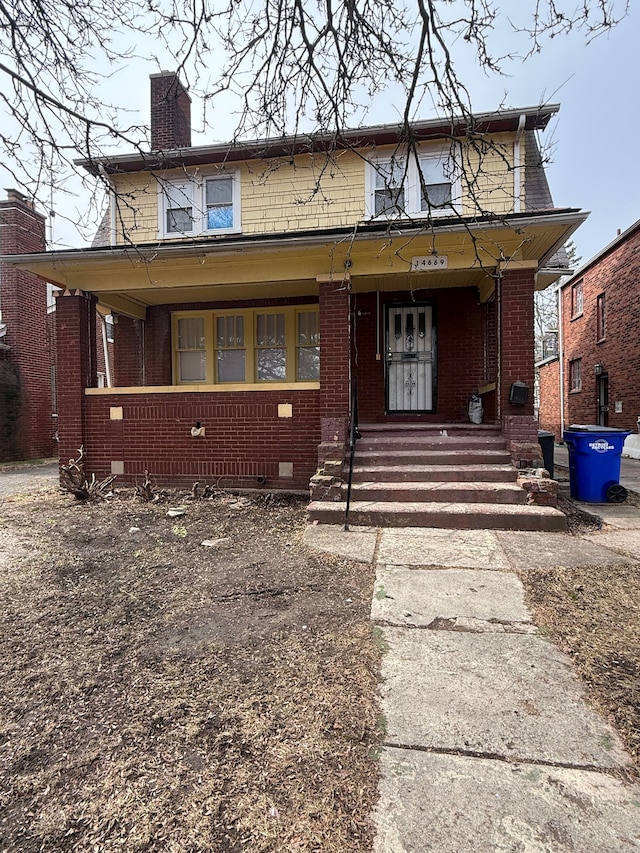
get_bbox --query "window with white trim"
[172,306,319,385]
[159,172,240,237]
[569,358,582,392]
[366,148,459,220]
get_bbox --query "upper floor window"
[172,306,319,385]
[366,148,459,220]
[597,292,606,341]
[570,281,583,318]
[160,172,240,238]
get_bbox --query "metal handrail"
[344,375,360,531]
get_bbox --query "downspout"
[557,283,565,437]
[101,316,112,388]
[513,114,526,214]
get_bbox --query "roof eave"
[78,104,561,176]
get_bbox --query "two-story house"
[6,71,586,527]
[538,219,640,440]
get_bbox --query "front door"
[386,303,435,412]
[597,374,609,426]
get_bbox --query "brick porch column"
[498,265,542,467]
[317,277,350,470]
[55,290,98,469]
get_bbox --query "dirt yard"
[0,486,381,852]
[520,498,640,777]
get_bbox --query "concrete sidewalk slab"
[584,528,640,560]
[571,501,640,530]
[303,524,378,563]
[374,748,640,853]
[371,566,532,627]
[378,528,509,569]
[379,627,630,768]
[496,530,624,569]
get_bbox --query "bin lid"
[566,424,631,433]
[537,430,554,438]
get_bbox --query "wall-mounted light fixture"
[594,362,606,375]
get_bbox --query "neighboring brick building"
[0,190,56,461]
[539,219,640,437]
[6,71,586,492]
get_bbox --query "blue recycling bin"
[563,425,631,503]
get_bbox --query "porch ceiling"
[6,211,586,318]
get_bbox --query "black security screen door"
[385,303,435,412]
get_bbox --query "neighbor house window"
[367,146,459,219]
[569,358,582,392]
[597,293,606,341]
[172,306,319,385]
[160,171,240,237]
[571,281,583,318]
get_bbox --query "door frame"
[384,300,437,414]
[596,372,609,426]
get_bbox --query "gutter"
[513,114,526,214]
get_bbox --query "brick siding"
[553,225,640,433]
[0,192,56,460]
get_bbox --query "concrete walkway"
[305,510,640,851]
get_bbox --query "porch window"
[297,311,320,380]
[172,306,319,385]
[569,358,582,392]
[256,312,287,380]
[216,315,246,382]
[159,171,240,237]
[177,316,207,382]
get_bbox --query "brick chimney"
[150,71,192,151]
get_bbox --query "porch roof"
[4,209,587,319]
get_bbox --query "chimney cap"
[5,188,29,203]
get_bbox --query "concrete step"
[351,464,518,483]
[357,435,507,451]
[356,449,512,465]
[359,423,501,437]
[308,501,567,532]
[346,481,527,505]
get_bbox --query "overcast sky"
[35,4,639,266]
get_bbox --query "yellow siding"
[459,133,516,216]
[111,172,159,245]
[241,151,365,234]
[110,134,519,245]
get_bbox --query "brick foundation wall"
[83,390,320,490]
[0,191,56,460]
[354,287,486,422]
[560,225,640,432]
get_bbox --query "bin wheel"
[606,484,628,504]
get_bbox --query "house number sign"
[411,255,448,271]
